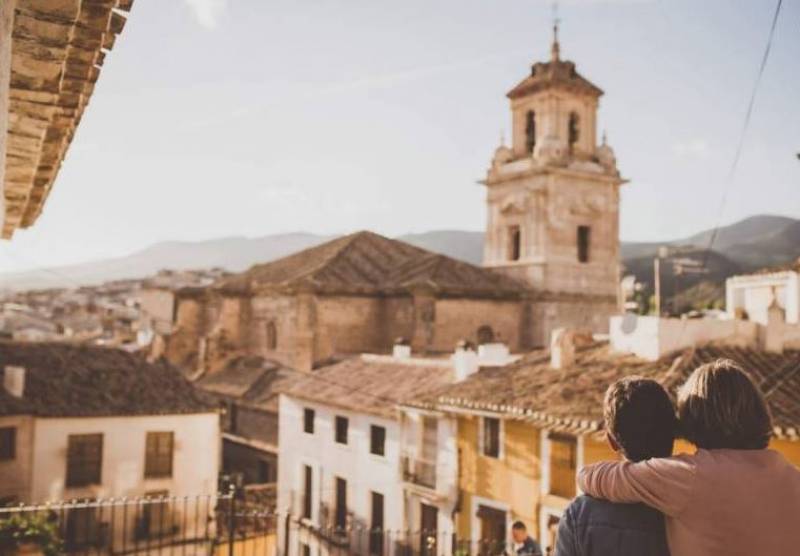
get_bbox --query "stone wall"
[432,298,524,352]
[529,297,615,348]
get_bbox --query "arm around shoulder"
[577,455,696,516]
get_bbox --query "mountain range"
[1,215,798,310]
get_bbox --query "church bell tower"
[482,25,626,344]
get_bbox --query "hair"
[512,521,526,531]
[604,376,677,462]
[677,359,773,450]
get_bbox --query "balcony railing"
[401,454,437,490]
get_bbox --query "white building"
[726,259,800,325]
[276,345,515,556]
[0,342,220,550]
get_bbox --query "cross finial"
[551,1,561,61]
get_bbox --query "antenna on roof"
[551,1,561,62]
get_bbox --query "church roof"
[217,231,526,298]
[507,39,603,100]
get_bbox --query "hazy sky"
[1,0,798,273]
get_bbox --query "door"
[420,503,438,556]
[477,505,506,556]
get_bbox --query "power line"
[702,0,784,266]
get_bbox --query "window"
[370,492,385,555]
[0,427,15,460]
[525,110,536,153]
[302,464,313,519]
[145,432,174,479]
[481,417,501,459]
[568,112,580,152]
[577,225,591,263]
[508,225,521,261]
[335,416,348,445]
[66,434,103,488]
[476,325,495,345]
[303,408,315,434]
[265,321,277,350]
[301,544,311,556]
[549,433,578,498]
[370,425,386,457]
[335,477,347,532]
[258,459,274,483]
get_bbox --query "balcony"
[401,454,436,490]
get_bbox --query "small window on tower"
[508,226,521,262]
[265,321,277,350]
[577,226,591,263]
[568,112,580,153]
[525,111,536,153]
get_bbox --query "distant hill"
[1,215,798,301]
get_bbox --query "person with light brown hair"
[577,359,800,556]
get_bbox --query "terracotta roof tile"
[279,354,456,419]
[0,342,213,417]
[413,343,800,439]
[217,231,525,298]
[507,58,603,100]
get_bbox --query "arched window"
[477,325,495,345]
[568,112,580,152]
[265,321,277,350]
[525,110,536,153]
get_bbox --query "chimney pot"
[3,366,25,398]
[393,337,411,359]
[551,328,576,369]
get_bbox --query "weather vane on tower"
[551,0,561,61]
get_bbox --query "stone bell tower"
[482,25,626,345]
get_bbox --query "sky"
[1,0,798,273]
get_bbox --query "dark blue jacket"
[554,495,670,556]
[514,536,543,555]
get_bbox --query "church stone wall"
[314,295,390,361]
[529,299,615,348]
[432,298,524,352]
[250,294,300,369]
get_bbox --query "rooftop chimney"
[550,328,575,369]
[3,366,25,398]
[393,337,411,359]
[763,298,786,354]
[452,340,479,381]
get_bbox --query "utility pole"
[654,246,669,317]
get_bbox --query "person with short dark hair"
[555,376,674,556]
[578,359,800,556]
[510,521,542,556]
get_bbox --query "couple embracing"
[556,359,800,556]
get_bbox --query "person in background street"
[511,521,543,555]
[578,359,800,556]
[556,377,674,556]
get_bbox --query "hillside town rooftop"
[0,341,212,416]
[407,341,800,440]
